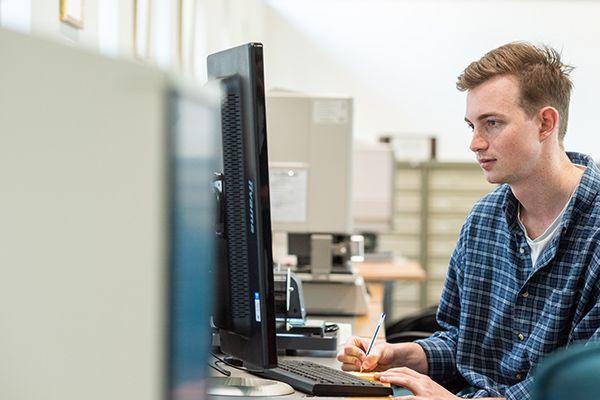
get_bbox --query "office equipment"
[285,233,369,315]
[0,28,217,400]
[379,133,437,162]
[288,233,364,274]
[274,269,306,324]
[352,141,395,232]
[206,42,292,397]
[266,91,372,315]
[294,272,370,315]
[255,359,393,396]
[205,43,391,397]
[208,41,277,371]
[266,91,355,267]
[273,270,339,353]
[276,324,338,354]
[267,91,353,234]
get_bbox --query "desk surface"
[208,260,424,398]
[208,323,392,399]
[353,258,426,282]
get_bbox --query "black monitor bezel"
[207,42,277,369]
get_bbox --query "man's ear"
[538,106,559,142]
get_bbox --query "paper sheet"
[269,166,308,223]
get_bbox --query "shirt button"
[519,247,525,254]
[522,291,529,298]
[516,373,523,380]
[518,333,525,341]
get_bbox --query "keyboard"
[254,359,393,396]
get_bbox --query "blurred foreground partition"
[0,29,219,400]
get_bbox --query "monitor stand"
[207,376,294,397]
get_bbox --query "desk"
[208,323,392,399]
[208,260,425,398]
[352,258,426,338]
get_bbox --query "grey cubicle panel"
[0,29,218,400]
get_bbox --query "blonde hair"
[457,42,574,141]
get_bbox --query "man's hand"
[336,336,396,371]
[375,367,459,399]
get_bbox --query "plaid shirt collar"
[503,151,600,235]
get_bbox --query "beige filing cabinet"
[379,162,496,317]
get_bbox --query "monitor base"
[207,376,294,397]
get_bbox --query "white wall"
[196,0,266,81]
[261,0,600,161]
[0,0,265,80]
[3,0,599,161]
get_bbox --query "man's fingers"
[377,373,411,386]
[338,336,379,372]
[377,373,427,396]
[343,344,367,360]
[337,354,363,366]
[379,366,423,379]
[376,368,436,398]
[350,336,370,352]
[361,353,380,371]
[340,361,362,371]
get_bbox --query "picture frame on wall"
[59,0,84,29]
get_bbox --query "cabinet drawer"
[395,170,421,190]
[428,238,457,258]
[429,216,464,236]
[391,281,422,303]
[393,214,421,234]
[429,192,482,214]
[429,169,494,191]
[378,234,420,258]
[394,191,421,213]
[428,258,450,280]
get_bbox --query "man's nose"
[469,130,488,153]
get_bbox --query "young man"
[338,42,600,399]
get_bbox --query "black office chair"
[384,303,441,343]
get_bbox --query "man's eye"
[487,120,498,127]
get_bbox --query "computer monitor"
[207,43,278,370]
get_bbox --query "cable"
[210,351,265,374]
[208,361,231,376]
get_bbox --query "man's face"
[465,75,542,185]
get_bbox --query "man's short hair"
[457,42,574,142]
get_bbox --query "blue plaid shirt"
[415,152,600,399]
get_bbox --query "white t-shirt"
[518,205,565,267]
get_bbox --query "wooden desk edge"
[353,259,426,282]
